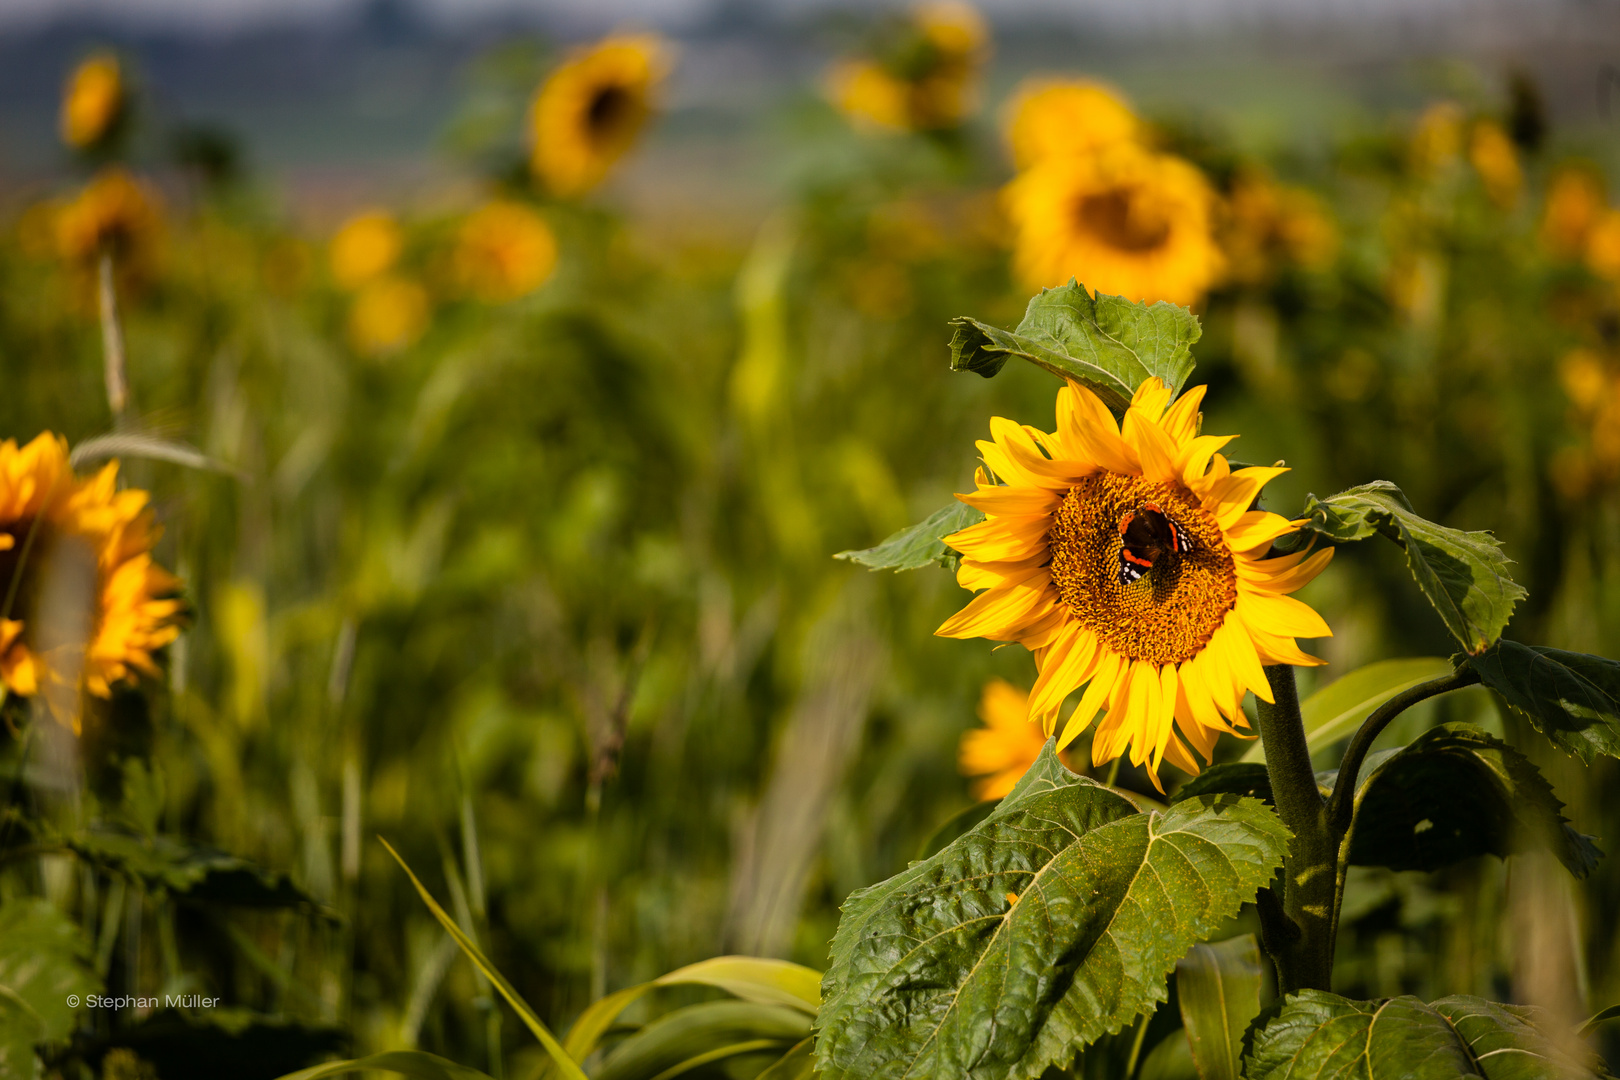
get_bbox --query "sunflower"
[347,276,429,356]
[828,1,987,133]
[54,168,161,275]
[1408,102,1463,178]
[959,678,1078,800]
[1004,142,1223,305]
[452,200,558,303]
[935,375,1333,788]
[1468,120,1521,208]
[530,35,669,198]
[1585,210,1620,282]
[1003,78,1139,170]
[329,210,403,291]
[0,434,183,730]
[1222,170,1338,286]
[61,52,125,151]
[1540,165,1606,260]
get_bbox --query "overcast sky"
[0,0,1554,35]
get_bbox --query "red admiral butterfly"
[1116,502,1189,584]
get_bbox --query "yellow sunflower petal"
[1019,603,1074,651]
[1061,648,1123,753]
[1178,653,1240,736]
[1160,731,1204,778]
[1233,546,1334,592]
[946,514,1051,561]
[1090,658,1141,765]
[1204,466,1290,529]
[956,485,1064,516]
[1130,377,1173,422]
[1029,624,1100,723]
[1062,381,1140,475]
[1178,433,1238,484]
[1213,611,1274,704]
[1159,384,1206,448]
[935,574,1056,640]
[1121,407,1181,484]
[956,552,1048,592]
[1150,662,1180,772]
[1245,623,1328,667]
[1223,511,1301,554]
[1237,589,1333,640]
[991,417,1097,488]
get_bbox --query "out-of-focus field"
[3,3,1620,1077]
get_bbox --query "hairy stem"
[1326,666,1480,834]
[98,249,128,424]
[1253,663,1336,994]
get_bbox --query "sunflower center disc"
[1075,188,1171,253]
[1047,473,1237,665]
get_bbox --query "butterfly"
[1116,502,1190,584]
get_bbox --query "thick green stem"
[1253,664,1337,994]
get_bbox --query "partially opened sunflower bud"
[53,168,162,288]
[61,52,127,152]
[0,434,184,733]
[828,1,989,134]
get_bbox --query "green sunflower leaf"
[0,899,100,1080]
[59,828,325,911]
[948,280,1200,415]
[1465,640,1620,764]
[1245,990,1607,1079]
[815,742,1289,1080]
[1281,482,1524,655]
[1337,722,1600,878]
[834,500,983,571]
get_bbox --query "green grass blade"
[645,1039,783,1080]
[381,838,588,1080]
[654,956,821,1014]
[274,1049,496,1080]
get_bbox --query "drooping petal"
[1177,652,1239,736]
[1018,603,1074,651]
[1234,546,1334,593]
[1061,647,1123,753]
[1162,731,1204,775]
[1150,662,1180,772]
[1178,433,1238,486]
[1029,624,1100,724]
[1236,589,1333,640]
[1204,466,1290,530]
[1213,610,1275,704]
[1223,511,1302,554]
